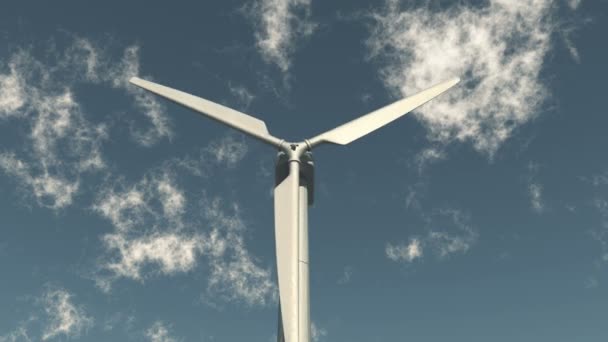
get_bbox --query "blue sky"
[0,0,606,341]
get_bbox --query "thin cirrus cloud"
[366,0,580,157]
[92,164,276,307]
[386,237,423,263]
[386,208,477,263]
[204,134,249,169]
[0,37,172,210]
[247,0,316,73]
[311,321,327,342]
[40,288,94,341]
[526,162,546,213]
[145,321,178,342]
[528,183,545,213]
[0,325,31,342]
[592,198,608,261]
[65,38,173,147]
[0,287,93,342]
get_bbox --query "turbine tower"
[130,76,460,342]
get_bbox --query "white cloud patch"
[337,265,354,284]
[202,197,277,306]
[0,325,31,342]
[567,0,582,10]
[93,168,275,306]
[0,37,172,210]
[528,183,544,213]
[526,162,545,213]
[66,40,172,146]
[248,0,316,72]
[156,177,186,218]
[427,209,477,257]
[102,232,204,282]
[0,49,108,209]
[387,208,477,263]
[413,147,446,173]
[592,198,608,263]
[40,288,93,341]
[386,238,423,262]
[367,0,573,156]
[92,172,197,289]
[229,84,255,109]
[584,276,598,289]
[205,134,249,169]
[311,322,327,342]
[145,321,178,342]
[0,63,25,118]
[0,153,79,209]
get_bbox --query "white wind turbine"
[130,76,460,342]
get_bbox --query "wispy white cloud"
[0,325,31,342]
[526,162,545,213]
[0,287,92,342]
[145,321,178,342]
[428,209,477,258]
[387,208,477,263]
[528,183,544,213]
[205,134,249,169]
[337,265,354,284]
[66,40,172,146]
[586,172,608,187]
[592,198,608,263]
[367,0,575,156]
[386,238,423,263]
[311,321,327,342]
[0,62,25,118]
[584,276,598,289]
[581,175,607,285]
[92,172,199,289]
[40,288,93,341]
[0,153,81,210]
[0,49,108,209]
[101,312,136,332]
[93,167,276,306]
[0,37,173,210]
[247,0,316,72]
[202,197,277,306]
[567,0,582,10]
[101,232,205,282]
[228,84,255,109]
[92,186,149,233]
[413,147,446,173]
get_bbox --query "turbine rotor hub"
[280,140,311,162]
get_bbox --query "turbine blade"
[307,77,460,147]
[274,164,300,342]
[129,77,282,147]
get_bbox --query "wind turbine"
[129,76,460,342]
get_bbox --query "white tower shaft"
[275,154,312,342]
[298,182,310,342]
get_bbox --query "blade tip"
[129,76,142,85]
